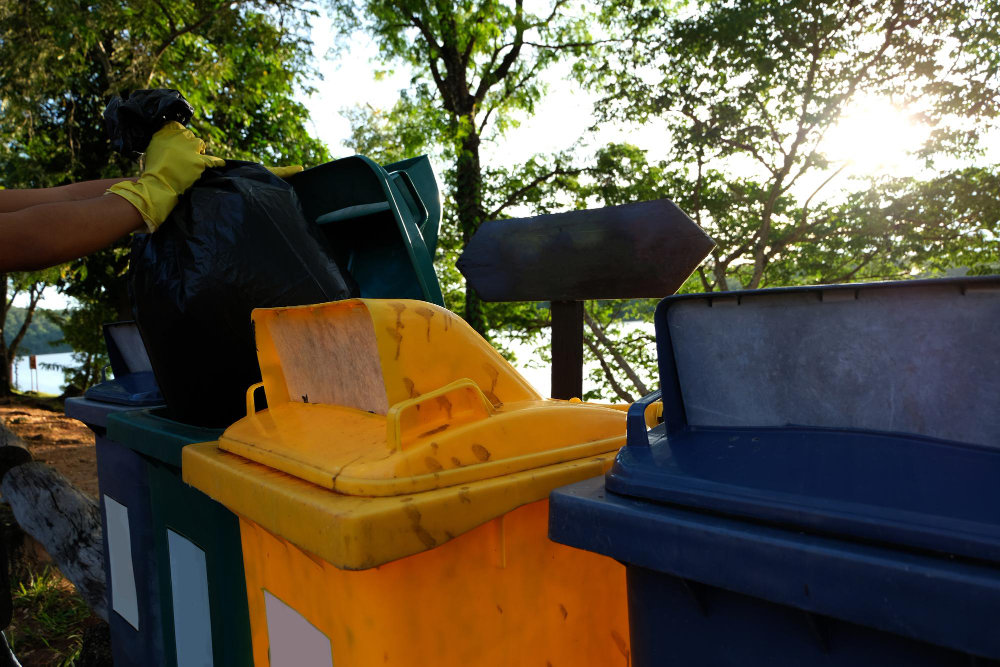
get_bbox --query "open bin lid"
[609,277,1000,563]
[184,298,631,568]
[82,321,163,407]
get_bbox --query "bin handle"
[389,170,429,231]
[627,390,662,447]
[386,378,494,452]
[246,382,265,416]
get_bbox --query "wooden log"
[0,421,107,622]
[457,199,716,302]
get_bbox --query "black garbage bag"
[130,161,358,427]
[104,89,194,161]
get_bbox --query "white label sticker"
[167,530,214,667]
[264,591,333,667]
[104,495,139,630]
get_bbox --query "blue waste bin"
[104,408,250,667]
[549,277,1000,666]
[64,321,166,667]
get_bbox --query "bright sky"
[303,15,1000,207]
[303,16,673,174]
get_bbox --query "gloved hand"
[108,121,225,232]
[265,165,304,179]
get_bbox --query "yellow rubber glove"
[265,165,304,179]
[108,121,225,232]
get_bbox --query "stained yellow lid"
[220,299,628,495]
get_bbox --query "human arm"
[0,194,144,272]
[0,178,137,213]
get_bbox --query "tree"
[332,0,598,335]
[556,0,1000,399]
[44,301,120,392]
[1,271,59,397]
[0,0,333,388]
[587,0,1000,291]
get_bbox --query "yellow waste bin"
[183,299,635,666]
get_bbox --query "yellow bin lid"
[183,299,647,569]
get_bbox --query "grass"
[8,568,95,667]
[1,391,65,416]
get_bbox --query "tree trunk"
[112,275,132,322]
[0,352,11,399]
[0,274,11,398]
[0,420,107,621]
[455,129,487,336]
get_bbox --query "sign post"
[28,355,38,393]
[458,199,715,399]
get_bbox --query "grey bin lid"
[659,276,1000,447]
[70,321,164,426]
[65,396,151,430]
[608,276,1000,563]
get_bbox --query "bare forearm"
[0,178,137,213]
[0,194,144,271]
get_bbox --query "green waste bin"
[289,154,444,306]
[106,409,252,667]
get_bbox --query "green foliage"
[1,271,61,395]
[44,301,120,390]
[2,307,71,356]
[334,0,603,334]
[582,299,657,402]
[343,100,434,165]
[330,0,593,149]
[565,0,1000,397]
[585,0,1000,290]
[341,0,1000,399]
[8,567,93,666]
[0,0,332,385]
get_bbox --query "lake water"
[12,351,76,395]
[9,321,657,399]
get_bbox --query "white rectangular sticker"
[264,591,333,667]
[104,495,139,630]
[167,530,214,667]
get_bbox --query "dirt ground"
[0,399,99,498]
[0,396,105,665]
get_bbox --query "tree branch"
[584,335,634,403]
[519,39,619,50]
[152,0,244,63]
[583,309,649,396]
[92,40,114,80]
[474,0,524,103]
[767,162,850,260]
[818,252,877,284]
[697,266,713,292]
[2,284,18,320]
[8,282,44,360]
[408,13,443,52]
[150,0,178,33]
[487,164,581,219]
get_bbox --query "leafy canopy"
[0,0,334,390]
[581,0,1000,290]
